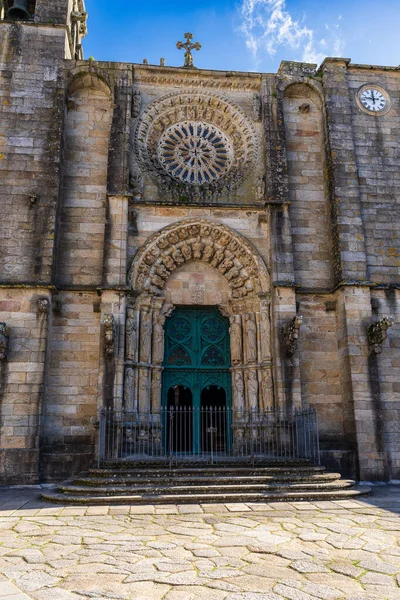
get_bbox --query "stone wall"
[40,291,101,481]
[283,83,333,289]
[56,77,113,287]
[0,289,50,484]
[348,68,400,284]
[0,23,67,284]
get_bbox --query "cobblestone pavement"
[0,487,400,600]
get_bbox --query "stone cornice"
[132,64,263,91]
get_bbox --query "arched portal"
[124,219,273,419]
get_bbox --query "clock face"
[357,86,390,115]
[361,89,386,112]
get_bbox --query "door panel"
[163,307,231,453]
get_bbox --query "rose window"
[157,121,233,185]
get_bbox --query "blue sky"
[83,0,399,72]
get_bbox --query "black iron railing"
[98,407,320,466]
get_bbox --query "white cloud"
[239,0,345,67]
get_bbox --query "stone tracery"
[133,91,259,197]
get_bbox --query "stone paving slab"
[0,486,399,599]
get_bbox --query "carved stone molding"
[133,90,260,200]
[367,317,394,355]
[129,219,270,300]
[0,322,10,361]
[282,315,303,357]
[103,315,115,358]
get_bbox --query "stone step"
[89,465,327,477]
[99,460,317,470]
[41,486,371,505]
[58,479,355,496]
[74,472,342,487]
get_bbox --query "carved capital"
[367,317,394,355]
[283,315,303,357]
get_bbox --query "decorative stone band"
[367,316,394,355]
[129,219,270,299]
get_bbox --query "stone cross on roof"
[176,32,201,68]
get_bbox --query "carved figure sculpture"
[229,315,243,366]
[260,302,272,361]
[202,243,215,262]
[193,238,204,260]
[139,308,152,364]
[152,313,165,365]
[132,90,142,118]
[162,255,176,272]
[138,368,150,413]
[211,248,225,268]
[181,242,193,261]
[233,371,245,411]
[171,247,185,265]
[253,93,262,122]
[124,367,136,412]
[151,369,162,412]
[367,317,394,354]
[103,315,115,358]
[244,313,257,363]
[125,309,137,362]
[0,323,10,361]
[246,370,259,410]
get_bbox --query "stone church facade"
[0,0,399,485]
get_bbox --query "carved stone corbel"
[132,90,142,119]
[367,317,394,355]
[103,315,115,358]
[37,298,50,314]
[0,322,10,361]
[283,315,303,357]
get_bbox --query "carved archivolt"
[134,91,259,194]
[129,219,270,299]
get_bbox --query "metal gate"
[98,406,320,466]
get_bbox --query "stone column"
[151,309,165,414]
[335,286,388,481]
[104,195,129,288]
[320,58,368,284]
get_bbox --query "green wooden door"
[163,307,231,453]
